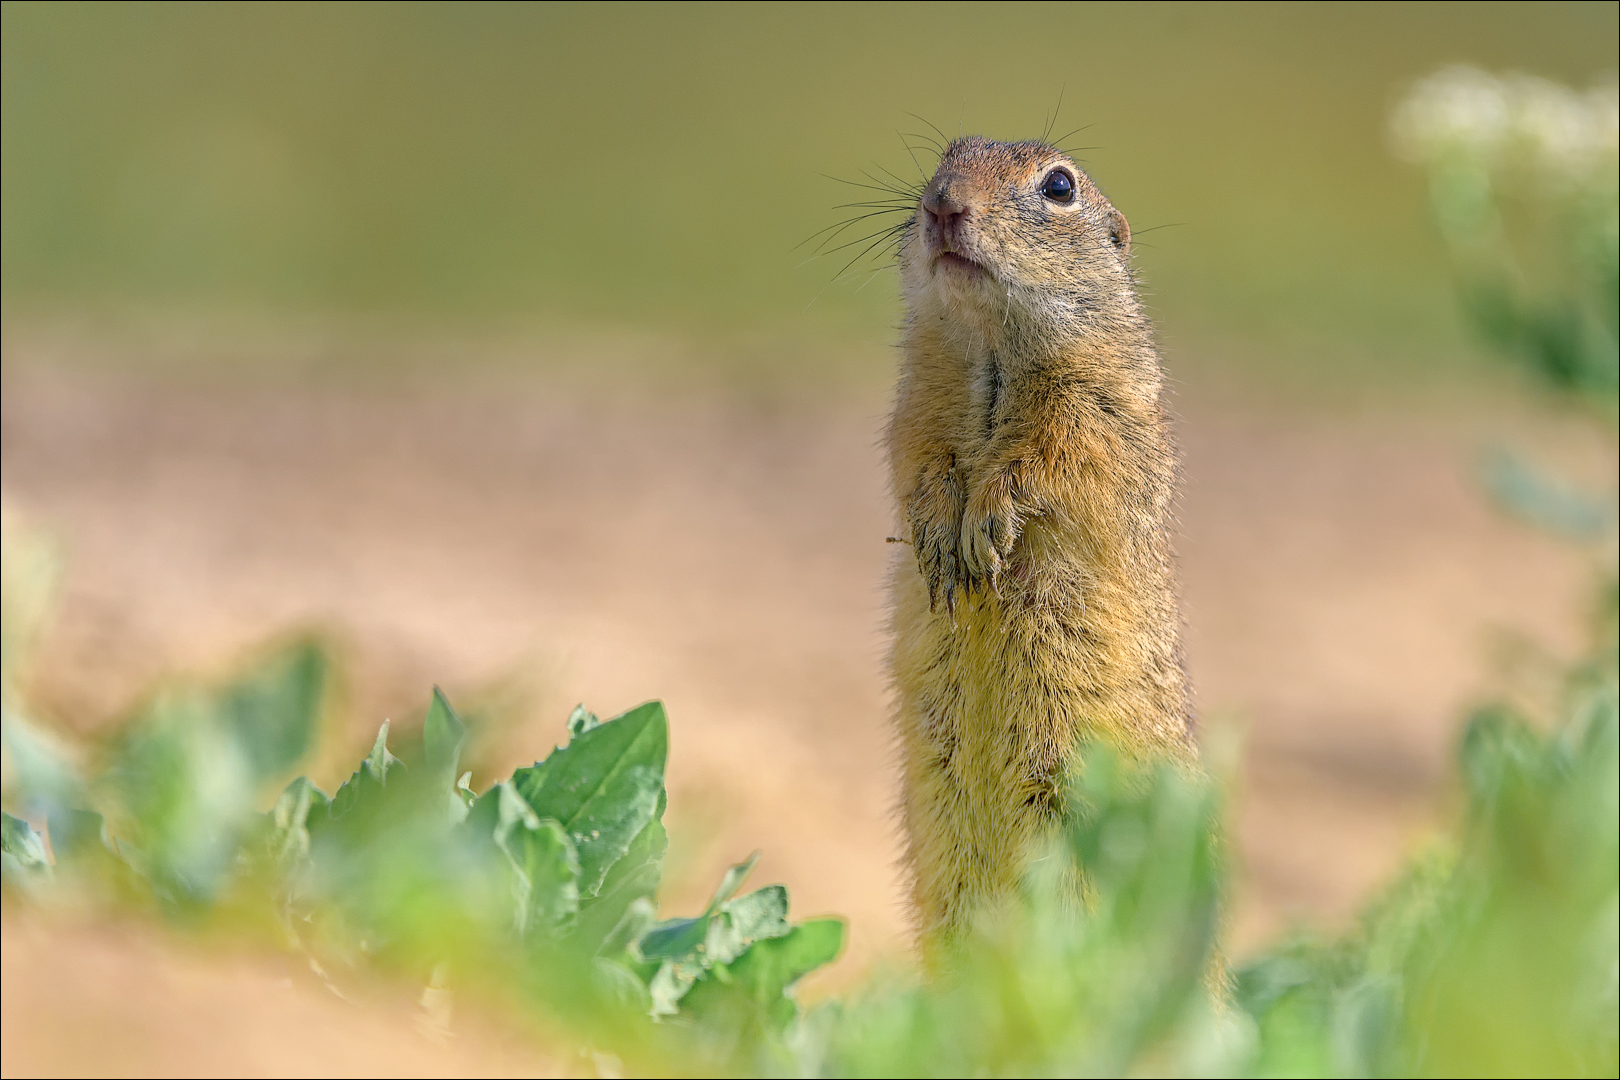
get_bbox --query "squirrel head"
[901,137,1136,340]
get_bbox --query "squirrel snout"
[922,188,966,222]
[922,185,969,246]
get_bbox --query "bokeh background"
[3,3,1616,1074]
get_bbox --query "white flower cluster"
[1390,66,1618,183]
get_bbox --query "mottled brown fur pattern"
[887,137,1193,943]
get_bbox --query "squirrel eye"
[1040,168,1076,203]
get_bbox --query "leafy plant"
[1,627,843,1071]
[5,600,1612,1076]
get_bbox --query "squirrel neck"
[903,281,1164,415]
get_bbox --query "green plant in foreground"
[2,646,844,1072]
[3,601,1615,1076]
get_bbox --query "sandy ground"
[0,347,1603,1075]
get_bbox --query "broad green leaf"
[510,701,667,897]
[215,639,326,785]
[635,865,814,1021]
[638,883,792,980]
[1,812,50,885]
[509,817,581,932]
[467,781,581,935]
[492,782,581,933]
[325,722,402,823]
[574,795,667,953]
[680,918,845,1032]
[268,776,330,866]
[639,859,771,964]
[648,959,703,1018]
[639,916,708,963]
[598,897,659,960]
[102,690,256,903]
[592,955,653,1013]
[706,885,791,965]
[424,687,467,785]
[82,643,328,904]
[754,917,845,985]
[425,688,469,823]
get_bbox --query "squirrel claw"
[906,460,972,624]
[960,473,1024,597]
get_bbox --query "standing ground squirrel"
[886,136,1194,942]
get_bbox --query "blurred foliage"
[2,515,1616,1074]
[1236,608,1618,1078]
[1,1,1615,362]
[2,639,846,1071]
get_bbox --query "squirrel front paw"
[959,471,1027,594]
[906,466,968,618]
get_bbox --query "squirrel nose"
[922,185,967,227]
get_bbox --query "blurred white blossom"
[1391,66,1618,184]
[1390,67,1618,412]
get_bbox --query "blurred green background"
[3,0,1616,371]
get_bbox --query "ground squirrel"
[885,136,1194,942]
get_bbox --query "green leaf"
[704,885,791,966]
[680,918,845,1031]
[465,781,582,936]
[648,959,703,1018]
[638,851,763,964]
[102,690,257,903]
[424,688,469,823]
[325,722,402,823]
[598,897,659,960]
[1,812,51,886]
[215,639,326,785]
[268,776,329,866]
[639,916,709,963]
[592,955,653,1013]
[574,793,667,953]
[510,701,667,898]
[424,687,467,784]
[636,865,817,1023]
[84,642,328,904]
[510,817,582,932]
[491,782,581,933]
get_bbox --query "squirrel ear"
[1106,206,1131,255]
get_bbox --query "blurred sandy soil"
[0,914,560,1078]
[0,342,1602,1076]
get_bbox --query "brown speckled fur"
[887,136,1194,944]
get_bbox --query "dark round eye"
[1040,168,1076,203]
